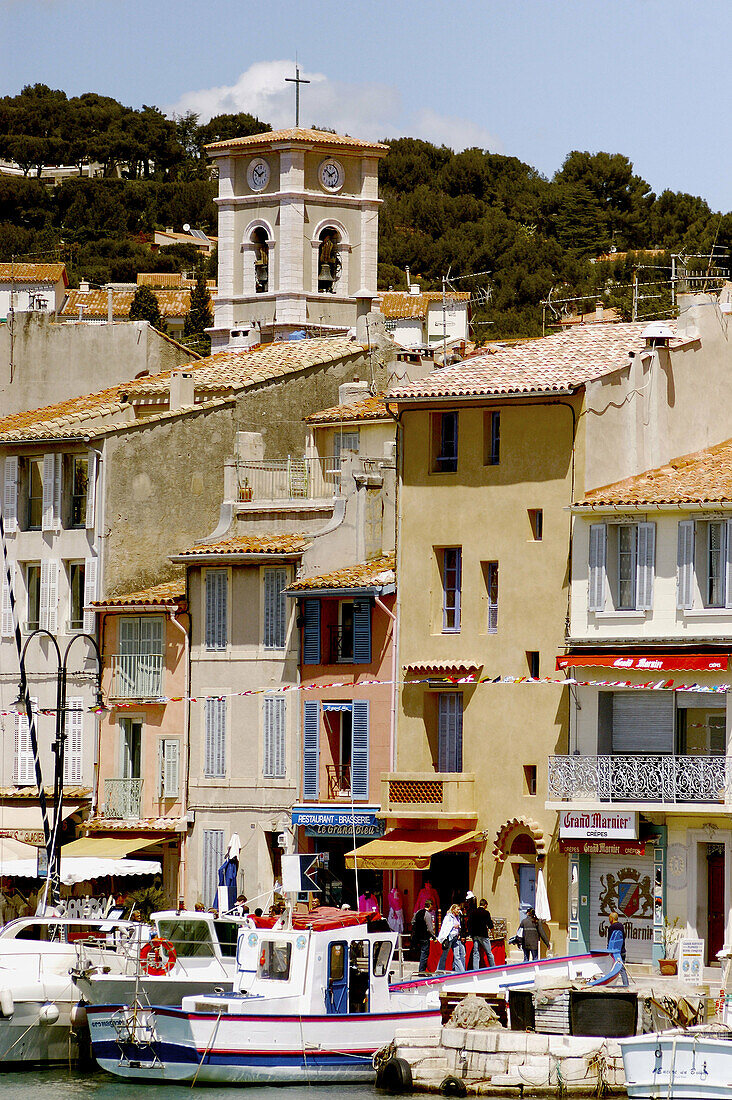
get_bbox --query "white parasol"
[535,867,552,923]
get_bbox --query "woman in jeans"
[436,904,465,973]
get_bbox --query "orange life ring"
[140,937,177,976]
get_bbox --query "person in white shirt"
[436,904,464,973]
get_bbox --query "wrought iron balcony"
[237,457,341,502]
[109,653,163,699]
[326,764,351,798]
[327,625,353,663]
[548,754,730,805]
[103,778,143,820]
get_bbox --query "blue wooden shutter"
[303,600,321,665]
[353,599,372,663]
[303,700,320,799]
[351,699,370,800]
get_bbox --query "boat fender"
[70,1002,88,1027]
[375,1056,413,1093]
[39,1002,60,1025]
[440,1077,467,1097]
[0,987,13,1018]
[140,937,177,976]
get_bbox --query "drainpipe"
[86,441,105,821]
[169,608,190,904]
[374,594,397,772]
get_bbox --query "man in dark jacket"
[412,899,436,975]
[469,898,495,969]
[518,907,550,961]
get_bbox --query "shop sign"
[560,811,637,840]
[0,829,44,845]
[560,839,645,856]
[556,653,728,671]
[291,806,384,838]
[678,939,704,983]
[590,855,656,963]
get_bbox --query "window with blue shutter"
[204,697,226,778]
[202,828,225,909]
[438,692,463,772]
[303,600,321,665]
[303,700,320,799]
[205,570,228,650]
[351,699,370,800]
[353,599,372,664]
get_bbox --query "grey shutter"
[636,522,655,611]
[263,696,286,778]
[3,456,17,534]
[303,599,321,665]
[53,453,62,529]
[85,451,98,529]
[726,520,732,608]
[264,568,287,649]
[588,523,607,612]
[63,697,83,784]
[205,570,228,650]
[611,692,674,754]
[302,700,320,799]
[677,520,695,610]
[438,692,463,772]
[353,599,372,663]
[204,697,226,778]
[351,699,370,799]
[202,828,225,909]
[42,453,55,532]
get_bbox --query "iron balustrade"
[548,754,730,804]
[326,764,352,798]
[109,653,163,699]
[237,457,341,502]
[327,624,353,663]
[103,778,143,820]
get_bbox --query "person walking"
[436,904,463,973]
[607,912,629,987]
[411,898,436,975]
[469,898,496,969]
[518,907,550,962]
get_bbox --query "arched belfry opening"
[252,228,269,293]
[318,228,341,293]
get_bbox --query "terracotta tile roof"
[61,288,191,319]
[177,534,312,557]
[84,817,186,833]
[581,438,732,507]
[123,337,362,396]
[92,580,186,608]
[137,273,216,290]
[0,786,91,799]
[0,262,67,284]
[379,291,470,321]
[306,394,390,424]
[389,323,662,399]
[206,127,388,153]
[287,554,395,592]
[0,383,129,442]
[402,661,483,674]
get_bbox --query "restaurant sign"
[291,806,384,839]
[559,840,646,856]
[560,810,637,840]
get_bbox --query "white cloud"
[168,60,502,153]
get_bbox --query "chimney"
[79,279,90,293]
[170,371,195,409]
[595,302,604,320]
[338,376,370,406]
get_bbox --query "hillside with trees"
[1,85,731,337]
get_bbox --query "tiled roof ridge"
[287,552,396,590]
[582,435,732,505]
[92,579,186,607]
[205,127,388,152]
[306,393,389,423]
[177,533,313,557]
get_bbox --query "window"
[708,716,726,756]
[303,699,320,799]
[204,697,226,778]
[118,616,164,697]
[441,548,461,632]
[257,939,292,981]
[337,601,354,661]
[598,691,674,755]
[27,457,44,529]
[617,525,636,609]
[431,411,458,472]
[25,564,40,631]
[159,738,180,798]
[263,695,286,778]
[205,570,228,650]
[523,764,537,796]
[70,456,88,528]
[64,697,83,784]
[588,522,655,613]
[14,698,37,786]
[527,651,540,678]
[333,430,360,464]
[263,568,287,649]
[68,562,85,631]
[202,829,225,910]
[438,692,463,772]
[120,717,142,779]
[485,410,500,465]
[529,509,543,541]
[483,561,498,633]
[373,940,392,977]
[708,521,726,607]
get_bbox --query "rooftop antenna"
[285,63,310,128]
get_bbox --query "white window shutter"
[1,565,14,638]
[39,558,51,631]
[46,558,59,632]
[63,697,83,784]
[160,739,179,798]
[85,451,98,529]
[636,522,655,611]
[588,523,607,612]
[3,457,18,534]
[83,556,98,633]
[14,697,37,786]
[52,454,62,530]
[676,520,695,610]
[42,453,55,532]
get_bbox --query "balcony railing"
[237,457,341,502]
[103,778,143,820]
[327,625,353,664]
[548,754,730,804]
[381,771,477,819]
[326,764,351,798]
[109,653,163,699]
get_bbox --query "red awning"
[556,654,728,672]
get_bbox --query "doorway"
[707,844,725,965]
[518,864,536,920]
[430,851,469,914]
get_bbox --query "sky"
[2,0,732,209]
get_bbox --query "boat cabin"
[153,910,244,966]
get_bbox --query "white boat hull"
[620,1031,732,1099]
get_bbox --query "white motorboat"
[87,908,615,1086]
[620,1027,732,1099]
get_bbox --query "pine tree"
[183,266,213,353]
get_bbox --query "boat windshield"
[13,922,106,944]
[157,919,216,958]
[256,939,292,981]
[213,920,239,958]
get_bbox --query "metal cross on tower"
[285,65,310,127]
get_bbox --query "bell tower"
[207,128,388,349]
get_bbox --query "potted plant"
[239,478,253,502]
[659,917,682,975]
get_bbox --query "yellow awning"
[344,829,483,870]
[61,837,161,859]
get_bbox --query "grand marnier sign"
[559,810,637,840]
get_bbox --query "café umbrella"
[535,867,551,923]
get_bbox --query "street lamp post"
[17,629,103,905]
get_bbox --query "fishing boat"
[619,1027,732,1099]
[87,908,615,1085]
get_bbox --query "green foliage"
[129,283,164,330]
[183,267,213,354]
[127,882,168,921]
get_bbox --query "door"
[708,846,725,965]
[121,718,142,779]
[518,864,536,920]
[326,940,348,1014]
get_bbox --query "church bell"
[318,263,334,285]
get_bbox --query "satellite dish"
[183,223,191,233]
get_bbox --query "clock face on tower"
[318,159,344,192]
[247,158,271,192]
